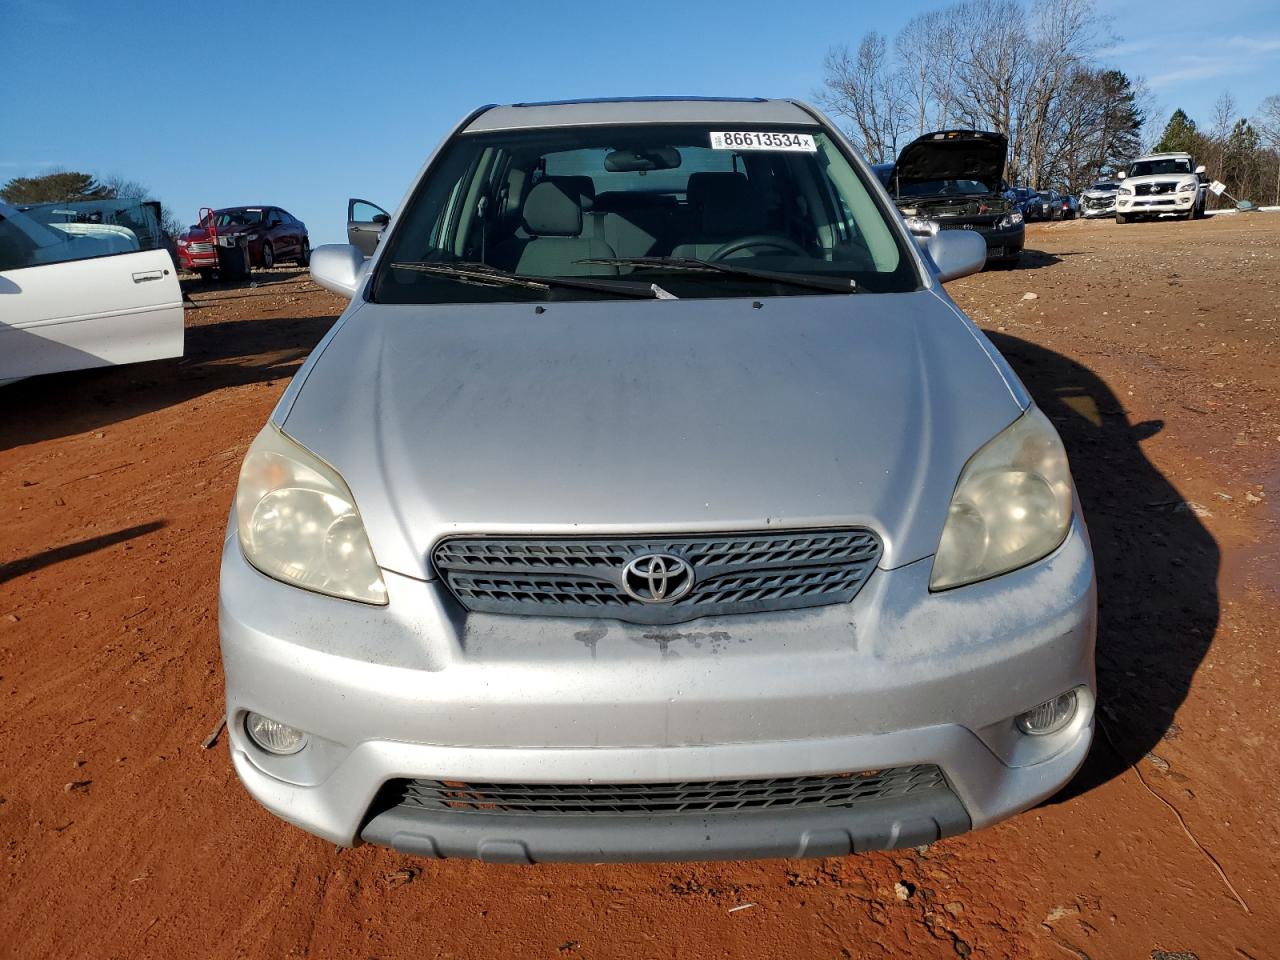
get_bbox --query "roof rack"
[510,96,768,108]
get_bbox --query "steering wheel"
[707,234,807,262]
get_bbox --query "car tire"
[1115,212,1127,224]
[296,240,310,268]
[261,241,274,270]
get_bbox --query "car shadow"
[1006,249,1063,270]
[984,331,1219,799]
[0,312,338,451]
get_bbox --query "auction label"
[710,131,817,152]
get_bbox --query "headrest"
[685,172,767,236]
[522,180,583,237]
[547,175,596,211]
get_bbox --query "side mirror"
[1194,165,1206,175]
[924,230,987,283]
[310,244,366,298]
[270,218,282,228]
[372,213,390,226]
[1116,171,1127,180]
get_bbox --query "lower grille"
[433,529,882,625]
[387,765,946,818]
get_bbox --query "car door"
[347,199,390,257]
[278,210,301,256]
[0,200,183,383]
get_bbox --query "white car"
[1114,153,1206,223]
[1079,181,1120,219]
[0,199,184,384]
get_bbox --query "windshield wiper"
[389,261,670,299]
[577,257,857,294]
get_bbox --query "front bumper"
[177,246,218,269]
[219,516,1096,861]
[1117,192,1195,215]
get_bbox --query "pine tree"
[0,171,112,205]
[1154,110,1199,154]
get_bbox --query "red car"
[176,206,310,277]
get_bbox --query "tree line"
[819,0,1280,204]
[1153,96,1280,208]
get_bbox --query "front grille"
[186,241,213,253]
[1084,196,1114,209]
[387,765,945,818]
[1135,182,1176,196]
[433,529,882,624]
[937,219,995,231]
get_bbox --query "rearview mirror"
[605,147,681,172]
[924,230,987,283]
[1116,171,1126,180]
[310,244,366,298]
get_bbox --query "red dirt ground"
[2,215,1277,959]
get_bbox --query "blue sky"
[2,0,1277,244]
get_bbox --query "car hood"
[1083,187,1117,198]
[892,130,1008,194]
[279,292,1028,581]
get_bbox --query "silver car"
[219,97,1096,863]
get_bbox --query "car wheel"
[1115,212,1127,224]
[261,241,274,270]
[296,240,310,267]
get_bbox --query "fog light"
[1015,691,1078,736]
[244,712,308,755]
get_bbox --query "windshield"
[372,123,917,303]
[211,208,264,227]
[896,178,993,198]
[1129,159,1192,177]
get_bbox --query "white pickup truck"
[1114,152,1207,223]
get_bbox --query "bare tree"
[817,33,910,162]
[1255,94,1280,205]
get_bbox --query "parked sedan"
[176,206,309,278]
[879,129,1024,266]
[0,199,183,383]
[220,96,1094,864]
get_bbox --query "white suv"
[1115,152,1206,223]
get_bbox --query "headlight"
[1178,181,1197,193]
[997,210,1024,229]
[1118,186,1133,196]
[930,407,1073,591]
[235,424,387,604]
[246,233,260,241]
[904,216,939,237]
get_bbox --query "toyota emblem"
[622,554,694,603]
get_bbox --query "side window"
[0,199,161,272]
[351,201,384,222]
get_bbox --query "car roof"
[1134,152,1192,160]
[463,97,820,133]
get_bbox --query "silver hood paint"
[280,291,1027,581]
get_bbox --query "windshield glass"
[1129,159,1192,177]
[372,123,917,303]
[212,208,264,227]
[896,178,992,197]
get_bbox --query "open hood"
[891,130,1008,194]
